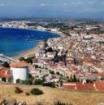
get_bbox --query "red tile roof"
[10,61,28,68]
[94,81,104,91]
[63,81,104,92]
[98,71,104,77]
[76,83,94,90]
[0,68,11,78]
[63,83,76,90]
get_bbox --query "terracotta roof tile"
[94,81,104,91]
[10,61,28,68]
[76,83,94,90]
[0,68,11,78]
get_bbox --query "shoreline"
[13,40,42,60]
[0,27,64,60]
[13,47,37,60]
[13,31,65,60]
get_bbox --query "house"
[63,81,104,92]
[10,62,29,83]
[0,67,11,82]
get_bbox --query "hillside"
[0,84,104,105]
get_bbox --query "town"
[0,19,104,92]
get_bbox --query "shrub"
[14,87,23,94]
[34,79,44,85]
[2,62,10,68]
[16,78,33,85]
[16,79,21,84]
[22,80,32,85]
[43,82,56,88]
[49,70,55,74]
[68,75,79,82]
[19,57,33,64]
[56,72,60,75]
[30,88,43,95]
[25,57,33,64]
[19,57,25,61]
[28,73,34,80]
[25,92,30,96]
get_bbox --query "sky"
[0,0,104,19]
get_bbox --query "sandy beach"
[13,30,64,60]
[13,41,43,60]
[14,48,36,60]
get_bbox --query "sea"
[0,28,59,56]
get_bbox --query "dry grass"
[0,84,104,105]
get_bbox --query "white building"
[37,26,46,31]
[10,62,29,83]
[50,28,59,32]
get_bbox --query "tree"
[30,88,44,95]
[68,75,79,82]
[19,57,33,64]
[19,57,25,61]
[2,62,10,68]
[34,79,44,85]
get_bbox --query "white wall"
[11,67,28,83]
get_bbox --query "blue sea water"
[0,28,59,56]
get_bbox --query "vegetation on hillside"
[0,84,104,105]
